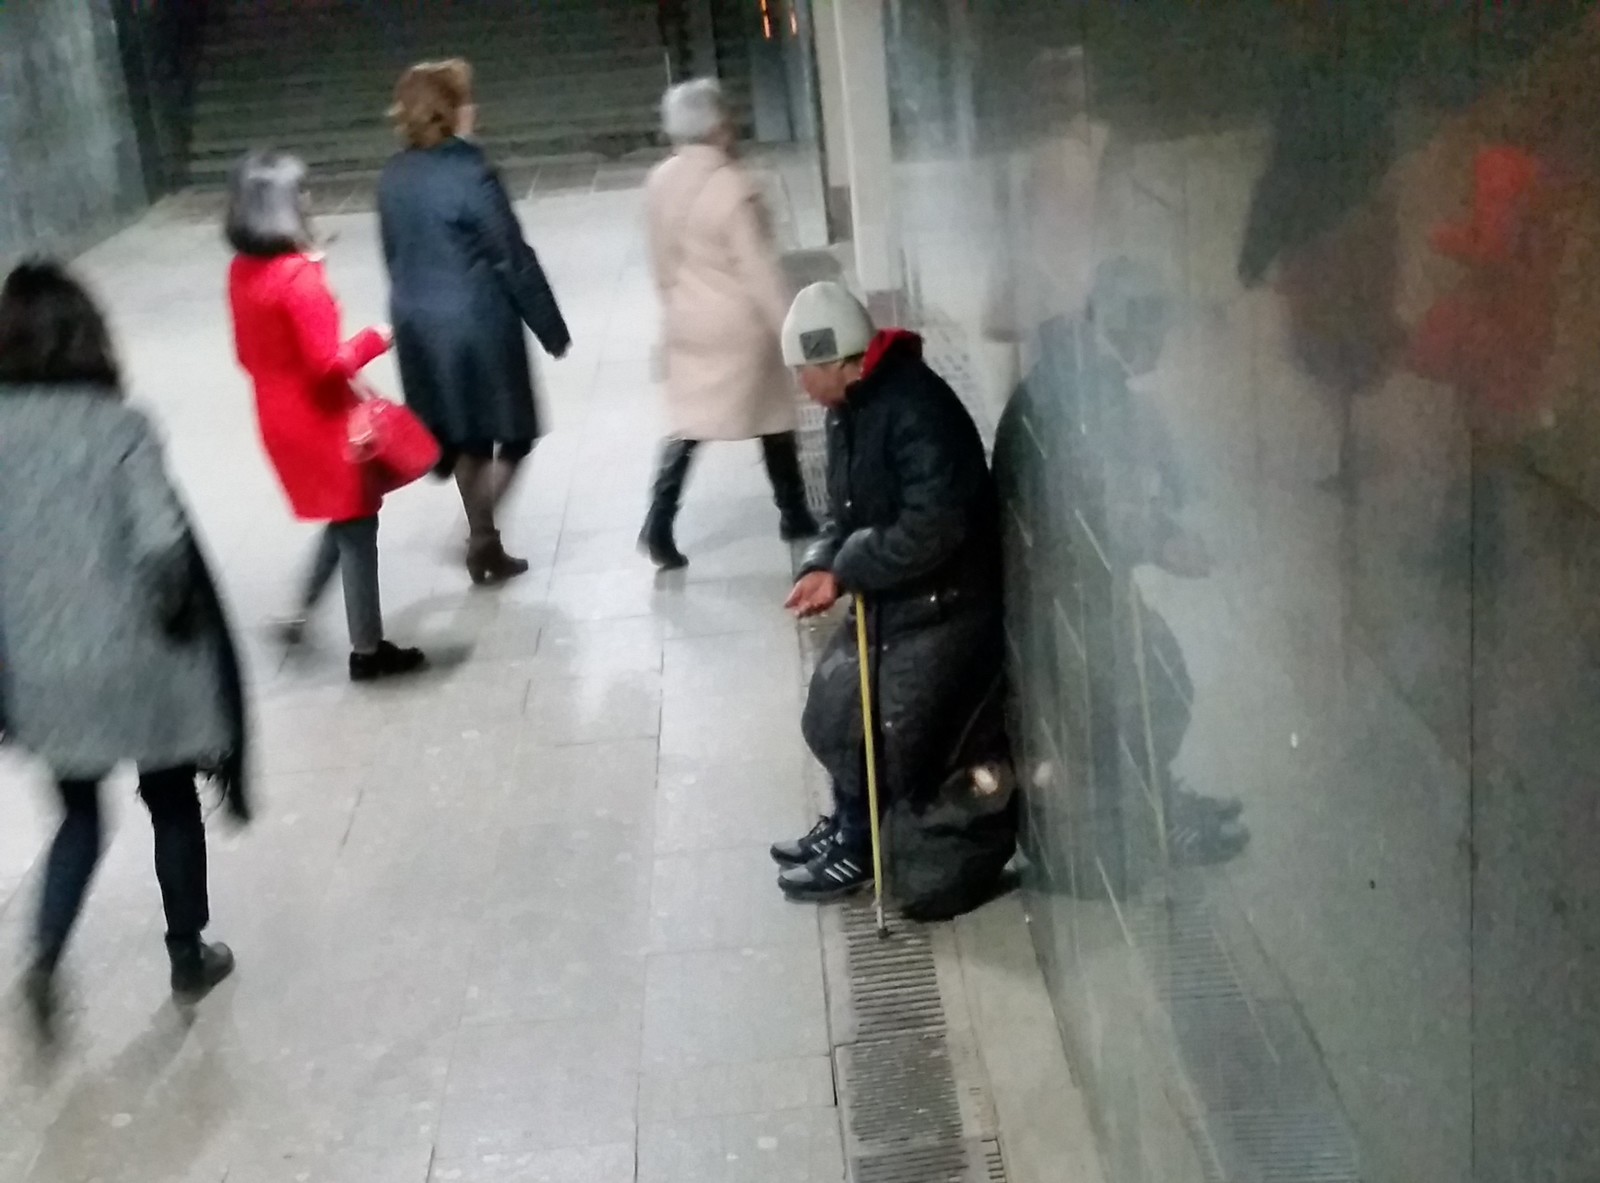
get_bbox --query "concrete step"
[190,105,661,158]
[180,150,620,194]
[187,0,676,186]
[205,1,655,25]
[192,67,668,121]
[200,7,662,39]
[202,32,661,70]
[210,0,649,16]
[185,126,660,182]
[197,42,666,84]
[193,61,668,108]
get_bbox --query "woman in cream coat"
[640,79,817,569]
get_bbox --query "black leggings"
[35,766,209,969]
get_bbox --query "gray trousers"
[300,516,383,653]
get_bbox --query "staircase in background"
[184,0,674,190]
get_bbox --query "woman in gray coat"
[0,262,249,1036]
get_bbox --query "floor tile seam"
[523,735,663,755]
[644,935,825,957]
[632,722,671,1181]
[431,729,588,1127]
[651,839,803,858]
[785,602,853,1155]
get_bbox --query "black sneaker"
[770,815,839,866]
[1173,783,1243,822]
[1168,813,1250,867]
[349,641,427,683]
[170,940,235,1003]
[779,843,872,902]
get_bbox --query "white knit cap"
[781,281,875,367]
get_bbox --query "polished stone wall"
[0,0,205,265]
[870,2,1600,1180]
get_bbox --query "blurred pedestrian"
[0,261,250,1036]
[378,58,571,585]
[640,78,817,570]
[226,150,426,681]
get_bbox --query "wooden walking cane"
[854,596,889,938]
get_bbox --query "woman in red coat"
[225,151,424,682]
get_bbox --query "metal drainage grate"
[853,1141,1008,1183]
[981,1139,1007,1181]
[841,902,945,1039]
[834,901,1009,1183]
[1127,889,1364,1183]
[840,1033,963,1145]
[1210,1110,1362,1183]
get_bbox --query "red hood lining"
[860,329,924,380]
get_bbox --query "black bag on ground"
[885,762,1019,922]
[883,676,1019,922]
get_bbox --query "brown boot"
[466,530,530,586]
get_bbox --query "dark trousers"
[35,766,209,970]
[802,604,1005,859]
[648,432,812,520]
[300,515,383,654]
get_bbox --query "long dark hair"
[0,260,121,389]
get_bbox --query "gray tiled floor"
[0,180,841,1181]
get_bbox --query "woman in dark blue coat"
[378,59,571,585]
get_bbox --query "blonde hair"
[390,59,473,149]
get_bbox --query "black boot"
[168,937,235,1003]
[761,433,819,541]
[22,960,58,1042]
[639,438,697,569]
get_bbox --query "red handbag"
[345,382,441,495]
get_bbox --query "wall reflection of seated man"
[771,283,1015,919]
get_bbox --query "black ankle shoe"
[22,962,57,1041]
[349,641,427,683]
[778,843,872,902]
[771,815,839,866]
[170,940,235,1003]
[779,506,820,542]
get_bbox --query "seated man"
[772,283,1014,915]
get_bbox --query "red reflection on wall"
[1408,144,1568,436]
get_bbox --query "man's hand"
[785,570,841,618]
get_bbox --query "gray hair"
[661,78,728,146]
[224,150,311,257]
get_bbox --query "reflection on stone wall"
[876,3,1600,1181]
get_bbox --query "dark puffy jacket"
[800,331,1001,632]
[797,331,1013,920]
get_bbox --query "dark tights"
[35,766,208,970]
